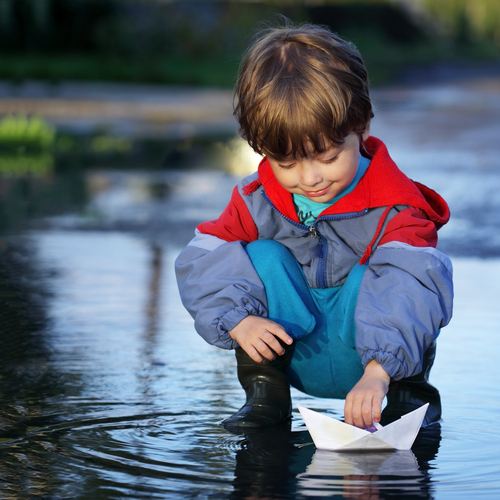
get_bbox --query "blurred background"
[0,0,500,236]
[2,0,500,86]
[1,2,500,498]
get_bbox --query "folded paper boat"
[298,403,429,451]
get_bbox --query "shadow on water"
[1,71,500,498]
[0,239,51,415]
[0,238,59,497]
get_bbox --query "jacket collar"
[258,136,450,228]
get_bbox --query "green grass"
[0,53,240,87]
[0,38,498,88]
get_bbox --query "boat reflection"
[229,423,441,499]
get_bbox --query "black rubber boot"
[381,342,442,427]
[222,340,294,431]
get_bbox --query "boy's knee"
[246,239,298,275]
[246,239,288,260]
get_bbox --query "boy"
[175,23,453,430]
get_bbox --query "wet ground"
[1,67,500,499]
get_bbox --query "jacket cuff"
[217,304,266,349]
[361,350,407,380]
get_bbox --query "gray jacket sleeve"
[175,230,268,349]
[355,241,453,380]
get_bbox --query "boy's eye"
[278,162,296,169]
[322,154,340,164]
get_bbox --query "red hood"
[258,136,450,229]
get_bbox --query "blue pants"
[246,240,366,399]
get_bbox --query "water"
[1,72,500,499]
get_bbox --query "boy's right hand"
[229,316,293,362]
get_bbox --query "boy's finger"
[372,396,383,423]
[345,393,361,426]
[267,323,293,346]
[346,396,372,429]
[361,394,374,429]
[344,400,353,425]
[352,411,364,429]
[255,339,278,361]
[242,343,265,363]
[265,332,293,357]
[361,399,373,428]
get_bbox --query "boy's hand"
[344,360,390,429]
[229,316,293,362]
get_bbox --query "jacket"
[175,137,453,380]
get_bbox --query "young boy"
[175,23,453,430]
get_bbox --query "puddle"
[1,230,498,498]
[1,74,500,498]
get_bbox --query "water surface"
[1,73,500,499]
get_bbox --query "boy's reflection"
[229,423,441,499]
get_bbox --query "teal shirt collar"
[293,154,371,226]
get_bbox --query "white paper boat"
[298,403,429,451]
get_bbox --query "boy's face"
[267,132,368,203]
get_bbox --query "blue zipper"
[261,191,368,288]
[261,190,310,232]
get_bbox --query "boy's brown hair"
[234,22,374,160]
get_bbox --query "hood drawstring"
[360,206,393,265]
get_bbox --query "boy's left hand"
[344,360,390,429]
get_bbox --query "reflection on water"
[297,449,429,498]
[0,230,498,499]
[230,425,441,499]
[1,73,500,498]
[144,245,163,350]
[0,128,252,236]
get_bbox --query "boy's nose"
[300,165,323,187]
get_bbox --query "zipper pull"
[309,226,318,238]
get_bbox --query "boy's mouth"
[303,185,332,197]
